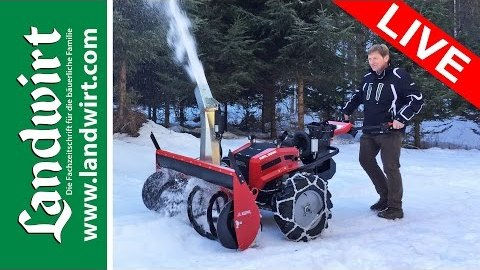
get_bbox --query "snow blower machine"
[142,86,353,251]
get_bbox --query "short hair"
[367,44,390,57]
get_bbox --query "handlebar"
[299,146,339,171]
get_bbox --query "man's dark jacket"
[343,66,424,131]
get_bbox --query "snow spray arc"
[165,0,211,91]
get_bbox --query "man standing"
[343,44,424,220]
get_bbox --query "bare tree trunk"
[414,119,421,148]
[152,90,158,123]
[148,89,155,120]
[454,0,458,38]
[290,90,295,115]
[297,71,305,130]
[179,99,185,126]
[261,93,266,133]
[152,106,157,123]
[224,103,228,132]
[271,103,277,139]
[243,108,250,131]
[354,26,367,89]
[118,59,127,120]
[265,85,277,139]
[164,98,170,128]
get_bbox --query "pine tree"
[113,0,159,134]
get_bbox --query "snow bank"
[418,118,480,149]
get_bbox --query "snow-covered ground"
[114,121,480,270]
[416,118,480,149]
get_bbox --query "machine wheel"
[207,190,229,239]
[216,201,238,249]
[187,186,214,239]
[273,172,332,242]
[141,170,186,214]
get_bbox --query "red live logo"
[335,0,480,108]
[378,3,470,84]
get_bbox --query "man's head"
[367,44,390,73]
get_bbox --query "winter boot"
[370,199,388,211]
[377,207,404,220]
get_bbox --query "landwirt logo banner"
[334,0,480,109]
[0,1,107,269]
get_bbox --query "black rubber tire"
[273,172,333,242]
[217,201,238,249]
[207,191,229,239]
[142,171,175,211]
[142,171,186,213]
[187,186,216,240]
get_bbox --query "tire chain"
[273,172,332,241]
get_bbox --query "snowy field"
[114,121,480,270]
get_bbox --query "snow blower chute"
[142,86,353,250]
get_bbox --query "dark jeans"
[359,131,404,209]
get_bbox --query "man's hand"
[392,120,405,129]
[343,114,349,121]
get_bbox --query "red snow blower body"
[143,120,353,251]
